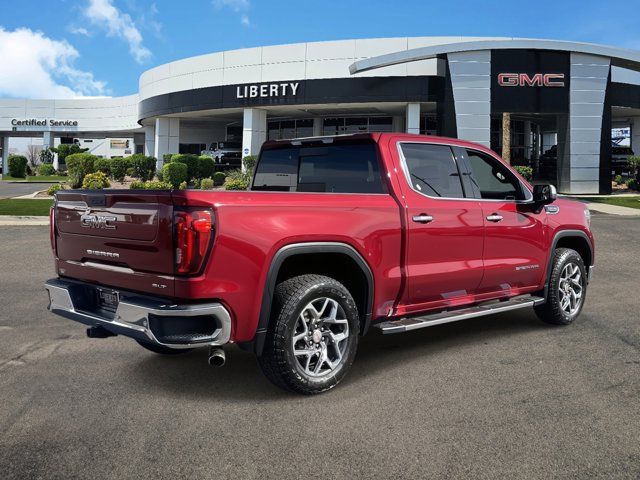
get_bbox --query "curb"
[0,216,49,226]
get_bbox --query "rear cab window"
[252,138,386,194]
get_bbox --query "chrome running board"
[375,295,545,334]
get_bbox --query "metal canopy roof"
[349,38,640,75]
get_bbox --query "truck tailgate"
[53,190,176,296]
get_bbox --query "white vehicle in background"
[200,141,242,169]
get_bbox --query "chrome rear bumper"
[45,278,231,349]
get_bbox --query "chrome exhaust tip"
[208,347,226,367]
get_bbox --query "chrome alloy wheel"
[558,262,584,315]
[291,297,350,378]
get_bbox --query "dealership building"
[2,36,640,194]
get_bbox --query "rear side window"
[252,142,385,193]
[400,143,465,198]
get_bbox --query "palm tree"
[502,112,511,164]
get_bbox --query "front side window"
[466,149,526,200]
[400,143,465,198]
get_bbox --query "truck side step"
[374,295,545,334]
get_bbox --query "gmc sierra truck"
[45,133,594,394]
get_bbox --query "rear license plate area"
[97,289,119,315]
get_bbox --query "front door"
[391,141,485,312]
[459,147,547,294]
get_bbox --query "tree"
[502,112,511,165]
[51,144,89,166]
[26,144,43,167]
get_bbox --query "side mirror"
[533,184,557,204]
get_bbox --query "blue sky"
[1,0,639,98]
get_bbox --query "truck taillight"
[174,209,214,275]
[49,206,55,251]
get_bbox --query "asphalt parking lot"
[0,214,638,479]
[0,181,49,199]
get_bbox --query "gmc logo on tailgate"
[498,73,565,87]
[80,214,117,230]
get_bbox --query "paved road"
[0,216,638,479]
[0,181,49,199]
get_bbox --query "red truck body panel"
[51,133,594,345]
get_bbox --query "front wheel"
[258,274,360,394]
[534,248,588,325]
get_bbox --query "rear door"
[54,190,176,296]
[455,147,547,294]
[391,141,484,312]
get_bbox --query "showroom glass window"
[400,143,465,198]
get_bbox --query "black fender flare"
[543,229,594,299]
[250,242,374,356]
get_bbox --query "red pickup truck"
[45,133,594,394]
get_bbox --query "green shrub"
[213,171,226,186]
[224,178,249,190]
[26,164,34,176]
[66,153,97,188]
[179,181,188,190]
[110,157,129,182]
[38,163,56,176]
[94,158,111,176]
[52,144,88,168]
[201,178,214,190]
[156,169,163,181]
[82,171,110,190]
[130,180,172,190]
[162,153,173,164]
[7,155,28,178]
[47,183,65,196]
[129,154,156,181]
[626,178,639,191]
[170,154,199,180]
[162,162,188,188]
[198,155,215,179]
[514,166,533,182]
[613,174,623,185]
[242,155,258,174]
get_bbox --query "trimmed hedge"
[94,158,111,176]
[162,162,188,188]
[198,155,215,179]
[201,178,214,190]
[213,171,226,186]
[66,153,97,188]
[110,157,130,182]
[82,171,110,190]
[242,155,258,173]
[129,154,156,181]
[38,163,56,176]
[170,154,199,180]
[47,184,65,196]
[8,155,28,178]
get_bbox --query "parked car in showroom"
[200,141,242,169]
[45,133,594,394]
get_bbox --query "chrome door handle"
[412,214,434,224]
[486,213,503,222]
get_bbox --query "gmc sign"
[498,73,565,87]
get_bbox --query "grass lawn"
[0,199,54,216]
[581,196,640,210]
[1,175,67,182]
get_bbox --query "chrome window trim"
[396,141,534,204]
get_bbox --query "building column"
[563,53,611,194]
[143,126,155,157]
[1,137,8,176]
[313,117,323,136]
[154,118,180,170]
[392,116,404,133]
[42,132,56,169]
[406,103,420,134]
[631,118,640,158]
[242,108,267,169]
[523,120,532,161]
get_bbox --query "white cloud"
[69,26,90,36]
[0,27,108,99]
[83,0,151,63]
[213,0,252,27]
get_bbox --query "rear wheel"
[534,248,587,325]
[136,340,193,355]
[258,274,360,394]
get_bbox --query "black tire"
[136,340,193,355]
[534,248,588,325]
[258,274,360,395]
